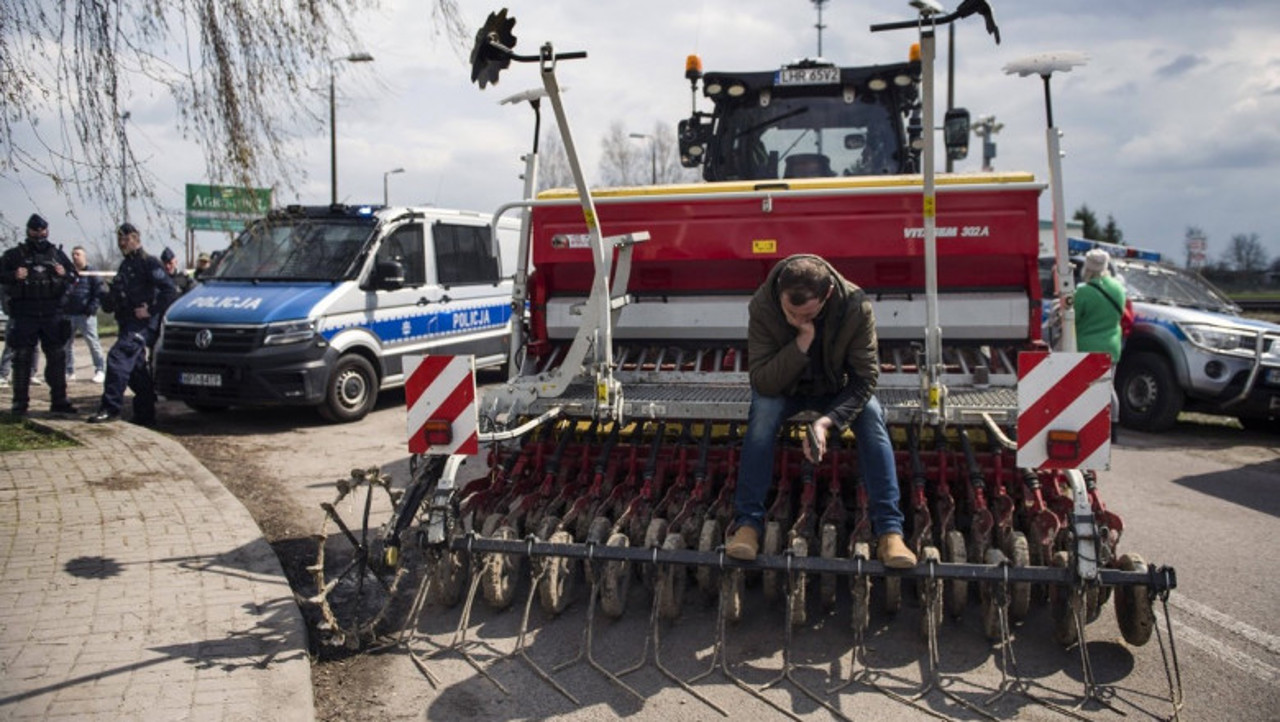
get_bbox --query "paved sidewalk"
[0,411,314,720]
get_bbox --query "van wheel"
[1116,352,1182,431]
[319,355,378,423]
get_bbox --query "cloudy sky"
[5,1,1280,267]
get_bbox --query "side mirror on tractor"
[945,107,971,161]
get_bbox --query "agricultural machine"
[310,3,1184,719]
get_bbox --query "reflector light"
[1046,430,1080,461]
[909,43,921,62]
[423,419,453,446]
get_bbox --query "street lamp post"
[628,132,657,184]
[330,52,374,205]
[382,167,404,206]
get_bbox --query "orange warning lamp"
[1046,430,1081,461]
[422,419,453,446]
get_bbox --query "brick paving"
[0,399,314,720]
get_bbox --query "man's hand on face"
[781,290,828,354]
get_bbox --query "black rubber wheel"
[1007,532,1031,621]
[1114,553,1156,646]
[599,531,632,618]
[787,535,809,627]
[1116,351,1183,431]
[695,518,722,599]
[658,532,687,620]
[1049,551,1081,647]
[980,548,1009,641]
[319,354,379,423]
[944,530,968,619]
[918,546,943,640]
[850,541,871,636]
[480,513,522,610]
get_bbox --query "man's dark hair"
[777,257,833,305]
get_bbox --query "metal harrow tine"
[826,557,949,720]
[1154,579,1185,721]
[1068,586,1123,716]
[983,567,1091,721]
[383,559,441,687]
[614,549,727,716]
[496,556,581,705]
[908,558,1000,721]
[551,563,646,704]
[688,549,802,722]
[421,542,509,694]
[758,550,852,722]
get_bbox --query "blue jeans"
[734,391,904,538]
[65,314,106,375]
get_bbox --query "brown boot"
[878,533,917,569]
[726,525,759,561]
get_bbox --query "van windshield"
[213,217,376,282]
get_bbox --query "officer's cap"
[160,247,176,263]
[26,214,48,231]
[117,222,139,236]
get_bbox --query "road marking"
[1168,595,1280,656]
[1159,613,1280,686]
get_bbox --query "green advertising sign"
[185,184,272,231]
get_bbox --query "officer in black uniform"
[0,214,78,416]
[88,223,178,425]
[161,247,194,295]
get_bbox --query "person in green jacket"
[1075,248,1127,431]
[1074,249,1126,363]
[725,254,916,569]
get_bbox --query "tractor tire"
[1114,553,1156,646]
[318,354,379,423]
[1117,351,1183,432]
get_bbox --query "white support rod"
[1047,124,1076,351]
[920,27,943,419]
[509,150,539,377]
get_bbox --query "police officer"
[0,214,78,416]
[161,247,194,295]
[88,223,178,426]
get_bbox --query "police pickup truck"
[155,204,520,422]
[1045,238,1280,433]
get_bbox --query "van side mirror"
[374,260,404,290]
[944,108,971,161]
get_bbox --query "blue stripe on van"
[318,303,513,344]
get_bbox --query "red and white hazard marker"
[1017,351,1113,470]
[405,355,479,456]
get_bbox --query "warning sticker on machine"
[752,239,778,254]
[551,233,593,249]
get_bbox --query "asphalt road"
[155,384,1280,722]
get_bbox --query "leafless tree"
[0,0,468,236]
[598,120,699,187]
[1222,232,1269,273]
[536,129,576,191]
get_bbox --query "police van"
[1043,238,1280,432]
[155,204,521,422]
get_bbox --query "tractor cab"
[679,54,971,182]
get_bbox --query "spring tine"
[614,557,728,716]
[499,558,581,706]
[1068,587,1124,716]
[758,551,852,722]
[551,570,646,703]
[422,555,510,695]
[1155,588,1185,721]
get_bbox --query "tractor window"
[376,223,425,286]
[712,94,900,180]
[433,223,500,286]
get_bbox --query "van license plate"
[180,372,222,388]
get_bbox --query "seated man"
[783,153,835,179]
[726,255,917,569]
